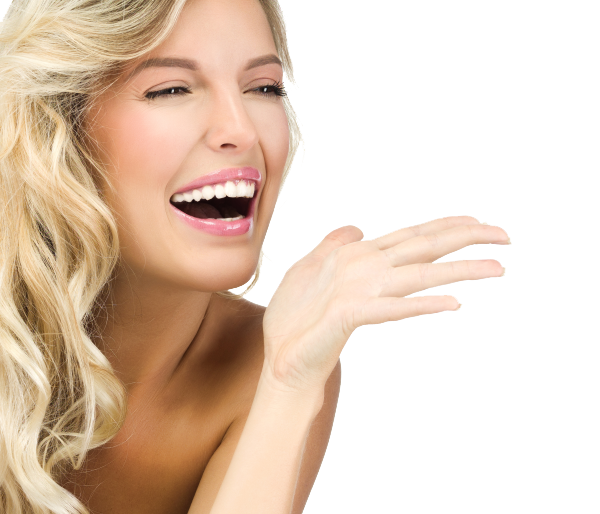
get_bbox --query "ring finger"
[380,259,505,298]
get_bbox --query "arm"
[190,217,506,512]
[188,359,341,514]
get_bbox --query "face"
[85,0,289,292]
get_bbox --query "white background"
[253,1,600,512]
[2,0,599,512]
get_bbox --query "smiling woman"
[0,0,510,513]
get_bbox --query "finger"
[380,259,504,298]
[310,225,364,260]
[373,215,480,251]
[383,223,510,268]
[353,295,460,327]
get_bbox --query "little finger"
[353,295,460,328]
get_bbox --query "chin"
[178,251,260,293]
[202,271,257,293]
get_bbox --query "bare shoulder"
[190,296,342,514]
[199,294,341,425]
[213,297,268,410]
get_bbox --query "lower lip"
[170,195,257,236]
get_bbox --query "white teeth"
[225,181,237,197]
[172,180,256,203]
[214,183,226,199]
[221,214,244,221]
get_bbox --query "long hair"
[0,1,301,512]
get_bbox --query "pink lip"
[170,166,261,237]
[173,166,261,195]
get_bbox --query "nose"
[203,88,259,154]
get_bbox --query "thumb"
[310,225,364,259]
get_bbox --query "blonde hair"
[0,0,301,512]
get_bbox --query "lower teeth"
[221,214,244,221]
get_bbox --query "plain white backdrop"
[2,0,599,513]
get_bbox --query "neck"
[91,264,219,398]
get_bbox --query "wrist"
[258,360,325,418]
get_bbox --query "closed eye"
[250,81,287,98]
[144,81,287,101]
[145,86,192,100]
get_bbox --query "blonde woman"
[0,0,511,512]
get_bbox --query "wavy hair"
[0,0,301,512]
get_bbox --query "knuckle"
[465,223,479,240]
[442,216,456,228]
[409,225,422,238]
[449,260,464,277]
[410,297,423,315]
[418,262,430,286]
[457,260,473,276]
[381,263,392,287]
[424,232,441,248]
[416,296,429,311]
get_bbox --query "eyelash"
[145,86,191,100]
[253,81,287,98]
[144,81,287,100]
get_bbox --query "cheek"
[96,103,196,195]
[253,103,290,179]
[87,102,198,267]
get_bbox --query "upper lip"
[173,166,262,196]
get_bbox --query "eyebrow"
[126,53,282,81]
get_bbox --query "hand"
[262,216,510,397]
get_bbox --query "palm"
[262,216,509,395]
[263,240,385,389]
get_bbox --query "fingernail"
[501,267,506,277]
[482,222,489,225]
[455,304,462,311]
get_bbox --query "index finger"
[373,215,481,251]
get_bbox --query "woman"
[0,0,510,512]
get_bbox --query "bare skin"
[60,0,296,510]
[60,296,268,513]
[58,0,511,511]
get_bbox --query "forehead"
[142,0,277,71]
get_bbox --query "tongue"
[185,202,222,219]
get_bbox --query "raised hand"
[262,216,510,398]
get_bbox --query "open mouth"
[170,180,256,221]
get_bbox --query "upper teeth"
[171,180,256,203]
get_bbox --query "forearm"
[199,361,324,514]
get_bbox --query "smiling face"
[86,0,290,292]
